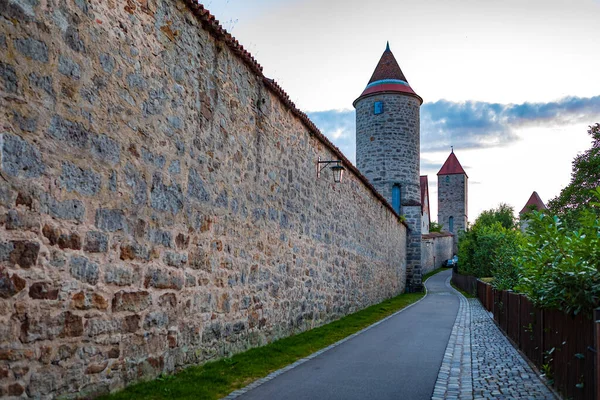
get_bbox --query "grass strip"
[451,282,477,298]
[102,291,425,400]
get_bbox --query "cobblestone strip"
[222,282,433,399]
[470,299,556,399]
[432,277,473,400]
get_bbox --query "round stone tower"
[353,42,423,292]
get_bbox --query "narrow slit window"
[392,184,401,214]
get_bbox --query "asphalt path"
[237,269,459,400]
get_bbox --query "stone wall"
[421,233,454,274]
[0,0,407,397]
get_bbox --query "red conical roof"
[437,151,467,177]
[519,191,547,214]
[353,43,422,106]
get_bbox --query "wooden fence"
[452,271,599,400]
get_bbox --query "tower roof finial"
[451,145,454,153]
[386,41,390,51]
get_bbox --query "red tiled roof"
[422,232,454,239]
[182,2,408,228]
[368,44,408,84]
[437,151,468,177]
[353,43,422,106]
[519,191,547,214]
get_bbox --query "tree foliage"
[547,123,600,229]
[429,221,443,233]
[458,204,522,281]
[517,187,600,316]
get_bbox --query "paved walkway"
[231,269,459,400]
[433,280,556,400]
[224,270,556,399]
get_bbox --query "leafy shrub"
[516,188,600,316]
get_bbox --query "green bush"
[516,187,600,316]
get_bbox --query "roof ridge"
[182,2,408,227]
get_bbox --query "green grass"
[101,291,425,400]
[451,282,477,298]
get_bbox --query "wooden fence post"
[595,308,600,400]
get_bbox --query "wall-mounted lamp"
[316,157,346,183]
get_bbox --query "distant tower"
[354,42,423,292]
[437,149,468,251]
[519,191,547,233]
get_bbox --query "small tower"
[519,191,547,232]
[437,149,468,251]
[354,42,423,292]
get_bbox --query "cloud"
[307,95,600,161]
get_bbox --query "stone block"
[119,242,149,261]
[1,133,45,178]
[9,240,40,268]
[95,208,125,232]
[122,314,141,333]
[99,53,115,73]
[29,282,59,300]
[12,111,37,132]
[148,228,172,247]
[84,231,108,253]
[112,290,152,312]
[150,173,183,214]
[28,73,55,98]
[144,268,183,290]
[47,115,90,149]
[143,311,168,329]
[70,255,99,285]
[124,162,148,205]
[164,251,187,268]
[59,161,101,196]
[0,268,26,298]
[104,264,135,286]
[187,168,210,202]
[6,209,39,231]
[0,62,17,93]
[71,291,108,310]
[91,134,120,165]
[14,37,48,63]
[58,55,81,79]
[41,194,85,221]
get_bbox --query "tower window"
[374,101,383,115]
[392,184,401,214]
[449,216,454,233]
[445,176,450,183]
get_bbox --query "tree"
[547,123,600,229]
[472,203,516,230]
[429,221,443,232]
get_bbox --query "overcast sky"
[204,0,600,221]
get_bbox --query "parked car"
[443,255,459,268]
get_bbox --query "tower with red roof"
[437,149,468,249]
[519,191,547,232]
[354,42,423,291]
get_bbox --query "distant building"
[437,150,468,252]
[519,191,547,232]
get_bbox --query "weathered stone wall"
[355,93,422,290]
[421,234,453,274]
[0,0,407,397]
[437,173,468,251]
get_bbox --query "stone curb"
[221,270,442,399]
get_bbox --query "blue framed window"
[374,101,383,115]
[392,184,401,214]
[449,216,454,232]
